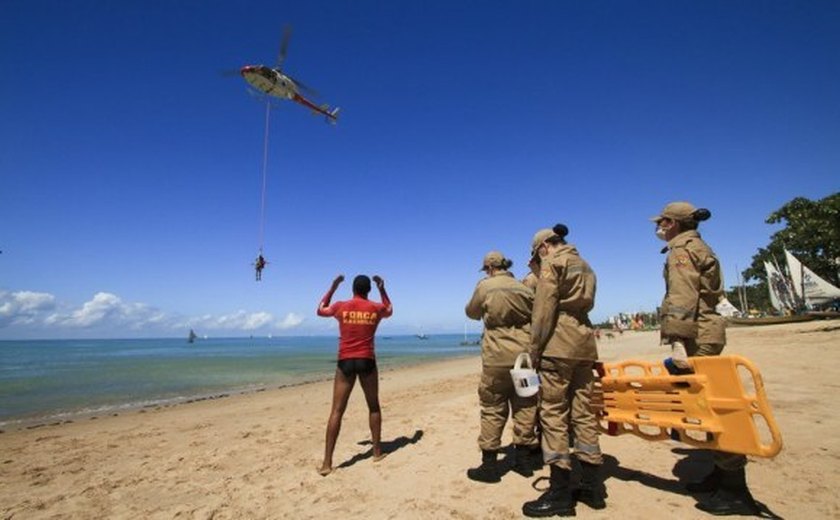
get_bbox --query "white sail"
[764,261,796,313]
[785,249,840,308]
[715,297,741,317]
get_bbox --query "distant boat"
[727,314,817,326]
[459,322,480,346]
[785,249,840,309]
[762,249,840,315]
[728,249,840,326]
[188,329,198,343]
[416,333,429,340]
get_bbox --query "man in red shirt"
[316,274,392,476]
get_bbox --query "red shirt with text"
[318,295,392,360]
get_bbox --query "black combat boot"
[466,449,501,483]
[686,465,723,493]
[574,460,606,509]
[512,444,543,477]
[695,467,760,516]
[522,465,576,517]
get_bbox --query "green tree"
[741,192,840,299]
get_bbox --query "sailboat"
[459,322,480,346]
[764,259,798,313]
[784,249,840,310]
[188,329,198,343]
[729,249,840,325]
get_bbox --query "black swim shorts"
[337,358,377,377]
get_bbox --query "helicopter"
[240,26,340,124]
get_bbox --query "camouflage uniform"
[530,243,601,470]
[466,270,538,451]
[661,229,745,471]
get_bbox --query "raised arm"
[372,275,393,317]
[317,274,344,317]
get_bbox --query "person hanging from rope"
[254,254,267,281]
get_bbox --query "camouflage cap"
[531,228,555,257]
[481,251,506,271]
[650,201,698,222]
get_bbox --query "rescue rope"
[257,100,271,254]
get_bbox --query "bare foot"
[373,452,387,463]
[318,465,332,476]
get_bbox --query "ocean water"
[0,334,479,427]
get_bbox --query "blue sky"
[1,1,838,339]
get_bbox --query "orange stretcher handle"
[595,355,783,458]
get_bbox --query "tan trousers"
[684,340,747,471]
[477,366,539,451]
[538,357,602,470]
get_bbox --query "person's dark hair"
[485,258,514,271]
[680,208,711,230]
[693,208,711,221]
[353,275,371,296]
[547,223,569,244]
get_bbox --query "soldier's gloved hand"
[670,339,690,369]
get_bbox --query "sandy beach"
[1,320,838,519]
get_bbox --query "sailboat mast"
[736,264,748,315]
[799,256,806,310]
[742,272,750,314]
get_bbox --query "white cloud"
[191,310,272,331]
[62,292,122,327]
[185,310,302,332]
[0,290,57,326]
[276,312,305,330]
[44,292,164,329]
[1,289,306,336]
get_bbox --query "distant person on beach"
[652,201,759,516]
[465,251,540,483]
[523,224,604,517]
[254,254,267,281]
[316,274,392,476]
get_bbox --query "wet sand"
[1,320,838,519]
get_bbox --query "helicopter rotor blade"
[287,73,320,98]
[276,24,292,67]
[220,69,241,78]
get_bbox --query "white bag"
[510,352,540,398]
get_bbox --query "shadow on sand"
[336,429,424,470]
[600,448,783,518]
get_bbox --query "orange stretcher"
[594,356,783,458]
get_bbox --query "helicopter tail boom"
[325,106,340,125]
[292,93,339,124]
